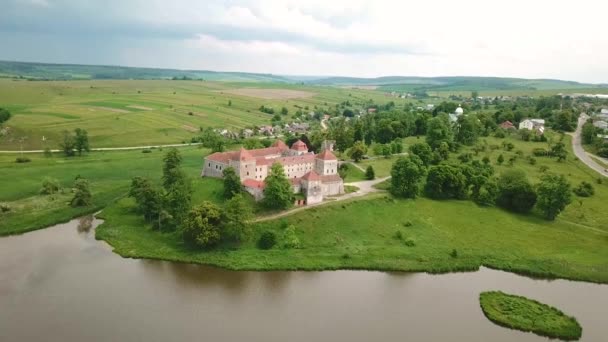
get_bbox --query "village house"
[593,120,608,130]
[201,140,344,205]
[499,120,516,130]
[519,119,545,134]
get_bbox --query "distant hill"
[306,76,608,92]
[0,61,291,82]
[1,60,605,92]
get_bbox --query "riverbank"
[96,193,608,284]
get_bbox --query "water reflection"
[0,217,607,342]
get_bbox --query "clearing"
[221,88,315,99]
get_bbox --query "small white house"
[601,108,608,115]
[519,119,545,131]
[594,120,608,130]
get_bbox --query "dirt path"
[571,113,608,178]
[0,143,202,154]
[254,176,390,222]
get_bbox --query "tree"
[554,110,575,132]
[334,163,347,181]
[70,178,92,207]
[455,115,482,145]
[281,106,289,115]
[573,181,594,197]
[424,164,467,200]
[551,142,567,162]
[74,128,90,155]
[365,165,375,180]
[129,176,160,222]
[471,178,498,206]
[40,177,61,195]
[391,156,426,198]
[409,142,433,166]
[426,116,453,148]
[182,202,223,248]
[222,167,241,199]
[222,194,253,243]
[497,154,504,165]
[263,163,294,209]
[471,91,479,100]
[0,108,11,126]
[60,130,76,157]
[349,141,367,162]
[162,148,184,189]
[496,169,537,213]
[536,173,572,220]
[581,122,596,145]
[281,225,301,249]
[162,148,192,228]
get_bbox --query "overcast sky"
[1,0,607,83]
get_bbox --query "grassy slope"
[479,291,582,340]
[0,146,212,235]
[0,79,401,150]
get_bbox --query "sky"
[1,0,607,83]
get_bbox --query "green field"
[0,146,214,235]
[0,79,409,150]
[479,291,582,340]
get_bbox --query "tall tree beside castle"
[263,163,294,209]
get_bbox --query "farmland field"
[0,79,409,150]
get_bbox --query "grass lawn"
[358,157,396,177]
[343,163,367,181]
[479,291,582,340]
[0,146,211,236]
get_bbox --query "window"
[208,163,211,167]
[247,172,249,176]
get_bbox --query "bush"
[15,157,31,163]
[450,249,458,258]
[258,231,277,250]
[404,237,416,247]
[496,169,537,213]
[365,165,375,180]
[573,181,595,197]
[0,203,10,213]
[141,149,152,153]
[70,178,92,207]
[281,225,301,249]
[532,148,549,157]
[40,177,61,195]
[394,230,404,240]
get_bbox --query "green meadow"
[0,79,406,150]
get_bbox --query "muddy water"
[0,217,606,342]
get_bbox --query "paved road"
[572,113,608,178]
[254,176,390,222]
[0,142,202,154]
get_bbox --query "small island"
[479,291,582,341]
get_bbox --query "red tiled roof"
[500,121,514,129]
[321,174,342,182]
[206,151,232,163]
[242,179,265,189]
[271,140,288,150]
[278,153,316,165]
[302,170,321,181]
[291,139,308,151]
[235,148,254,161]
[316,149,337,160]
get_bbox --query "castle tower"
[315,149,338,176]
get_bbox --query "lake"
[1,216,606,341]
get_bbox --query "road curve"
[572,113,608,178]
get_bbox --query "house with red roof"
[201,139,344,204]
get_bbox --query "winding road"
[571,113,608,178]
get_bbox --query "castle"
[201,140,344,205]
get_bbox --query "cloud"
[0,0,607,83]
